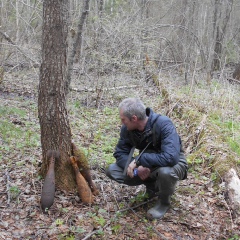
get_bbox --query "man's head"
[118,98,147,131]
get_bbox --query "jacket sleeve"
[138,117,181,168]
[113,126,133,169]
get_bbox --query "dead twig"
[82,222,110,240]
[81,230,99,240]
[70,85,139,93]
[117,198,155,213]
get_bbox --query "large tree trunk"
[38,0,76,191]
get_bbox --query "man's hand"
[127,160,150,180]
[137,166,150,180]
[127,160,136,178]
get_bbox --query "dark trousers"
[106,152,188,197]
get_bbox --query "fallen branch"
[0,30,39,66]
[227,77,240,84]
[70,85,139,93]
[81,229,99,240]
[117,198,156,213]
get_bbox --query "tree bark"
[38,0,76,191]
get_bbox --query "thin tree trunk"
[211,0,233,71]
[16,0,19,43]
[65,0,90,94]
[74,0,90,63]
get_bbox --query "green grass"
[0,106,40,156]
[70,105,120,166]
[0,106,26,117]
[209,115,240,156]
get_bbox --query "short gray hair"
[119,98,146,120]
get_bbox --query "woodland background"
[0,0,240,239]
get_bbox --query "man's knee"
[158,167,172,177]
[106,163,115,178]
[106,163,125,183]
[151,167,173,180]
[173,154,188,180]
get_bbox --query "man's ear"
[131,115,138,122]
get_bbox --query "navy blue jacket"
[113,108,182,169]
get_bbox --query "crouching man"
[106,98,188,219]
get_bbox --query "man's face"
[119,109,137,131]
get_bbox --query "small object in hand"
[133,168,138,177]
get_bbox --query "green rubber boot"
[146,196,170,220]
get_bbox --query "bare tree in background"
[207,0,233,75]
[0,0,240,88]
[65,0,90,94]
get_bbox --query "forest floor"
[0,68,240,240]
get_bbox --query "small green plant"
[61,208,68,213]
[93,216,106,227]
[9,186,20,199]
[86,212,96,218]
[55,218,64,226]
[118,202,125,210]
[146,225,154,234]
[228,235,240,240]
[75,227,86,234]
[211,172,218,181]
[58,234,75,240]
[98,208,107,214]
[96,229,104,236]
[112,224,121,234]
[65,235,75,240]
[131,192,147,203]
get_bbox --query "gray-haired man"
[106,98,188,219]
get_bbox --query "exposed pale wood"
[224,168,240,216]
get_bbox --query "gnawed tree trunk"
[38,0,76,191]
